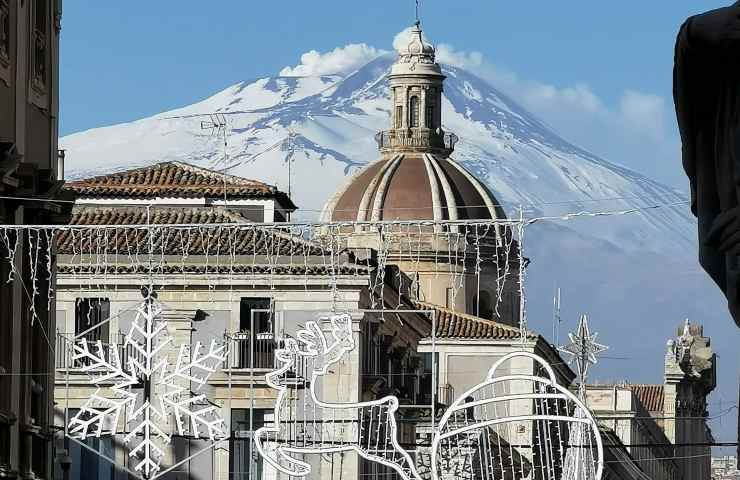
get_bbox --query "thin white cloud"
[436,44,484,69]
[280,44,386,77]
[392,27,426,52]
[619,90,666,141]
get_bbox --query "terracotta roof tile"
[628,384,665,413]
[68,205,247,226]
[57,263,369,277]
[63,161,296,208]
[57,206,325,256]
[415,301,535,340]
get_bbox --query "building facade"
[52,162,446,480]
[0,0,71,478]
[712,456,739,480]
[587,321,717,480]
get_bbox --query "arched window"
[409,96,420,127]
[473,291,493,319]
[395,105,403,128]
[426,89,436,128]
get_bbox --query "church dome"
[321,21,506,224]
[321,153,506,222]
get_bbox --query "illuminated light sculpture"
[558,314,609,480]
[254,314,422,480]
[432,351,604,480]
[67,295,228,478]
[257,317,604,480]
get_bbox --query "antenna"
[286,125,297,200]
[553,286,561,346]
[200,113,229,167]
[285,125,299,221]
[200,113,229,202]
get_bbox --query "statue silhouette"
[674,1,740,327]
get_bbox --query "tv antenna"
[552,286,561,346]
[201,113,228,162]
[200,113,230,202]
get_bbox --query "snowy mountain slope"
[60,51,737,445]
[61,54,691,253]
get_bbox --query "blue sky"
[59,0,730,188]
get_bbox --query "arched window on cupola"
[426,89,436,129]
[409,96,420,128]
[426,103,435,129]
[395,105,403,128]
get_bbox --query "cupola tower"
[321,23,519,324]
[377,22,455,156]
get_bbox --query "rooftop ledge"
[375,129,458,155]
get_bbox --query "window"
[409,95,420,127]
[426,105,435,129]
[419,352,439,405]
[473,291,493,319]
[0,0,9,65]
[0,0,10,87]
[239,298,271,333]
[75,298,110,344]
[32,0,47,90]
[395,105,403,128]
[237,298,273,369]
[230,409,268,480]
[58,410,114,480]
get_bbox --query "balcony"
[220,332,310,388]
[55,331,145,374]
[227,331,277,371]
[420,383,455,408]
[375,129,458,155]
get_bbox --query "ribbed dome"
[321,153,506,222]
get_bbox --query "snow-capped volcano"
[61,54,691,253]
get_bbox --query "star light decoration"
[67,295,228,479]
[558,314,608,396]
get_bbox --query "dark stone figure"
[674,2,740,327]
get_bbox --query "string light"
[0,200,717,480]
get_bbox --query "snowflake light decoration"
[68,296,228,478]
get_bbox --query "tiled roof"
[63,161,296,208]
[57,206,325,256]
[629,384,665,413]
[415,301,536,340]
[57,263,369,277]
[68,205,247,226]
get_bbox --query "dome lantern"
[375,22,457,156]
[322,22,507,225]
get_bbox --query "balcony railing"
[375,129,458,153]
[420,383,455,407]
[56,331,145,372]
[228,331,277,370]
[226,332,309,386]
